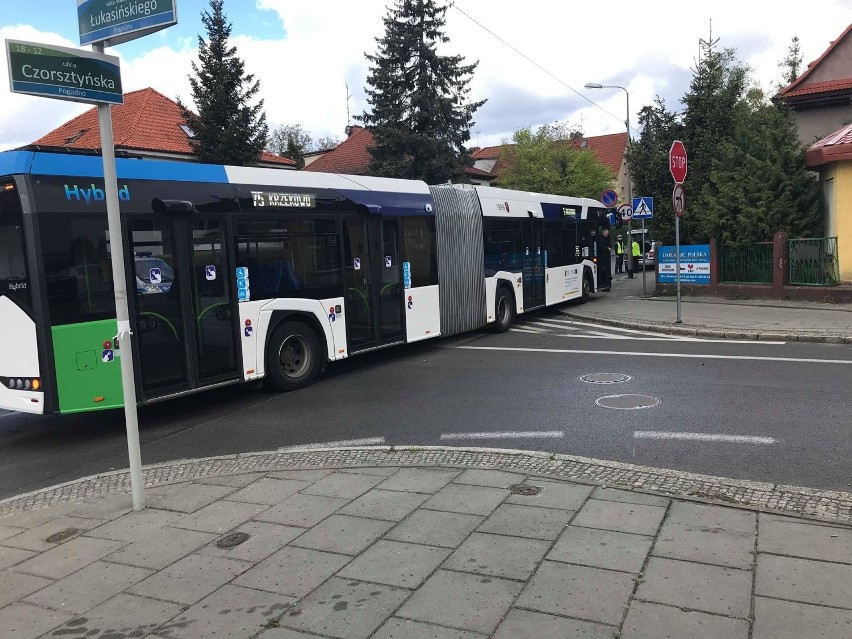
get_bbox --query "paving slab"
[280,577,410,639]
[172,500,268,534]
[384,509,484,548]
[223,477,313,505]
[300,471,385,499]
[67,493,133,520]
[289,514,393,555]
[265,469,335,481]
[492,608,615,639]
[442,532,550,581]
[196,520,305,563]
[0,570,54,608]
[752,595,852,639]
[397,569,522,635]
[146,483,236,513]
[233,545,350,597]
[42,593,185,639]
[255,493,348,528]
[622,600,749,639]
[422,483,509,516]
[1,516,104,552]
[505,479,592,510]
[156,584,294,639]
[376,468,460,494]
[84,508,182,542]
[336,466,400,477]
[758,513,852,562]
[0,503,76,529]
[572,499,666,536]
[102,526,215,570]
[636,556,752,618]
[0,545,36,571]
[260,629,332,639]
[0,602,73,639]
[653,520,755,569]
[755,554,852,609]
[547,525,653,573]
[476,503,574,540]
[666,501,756,534]
[338,539,451,588]
[452,469,527,489]
[515,560,635,625]
[193,472,266,487]
[0,523,25,542]
[24,560,152,614]
[372,617,485,639]
[128,553,250,606]
[10,535,124,579]
[339,488,430,521]
[591,486,670,507]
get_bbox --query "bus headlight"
[1,377,43,392]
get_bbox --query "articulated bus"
[0,150,609,415]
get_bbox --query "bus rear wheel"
[267,321,322,391]
[493,287,515,332]
[580,271,592,303]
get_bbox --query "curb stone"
[1,446,850,526]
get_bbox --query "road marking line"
[510,328,547,334]
[440,430,564,441]
[529,320,621,337]
[279,437,386,451]
[558,318,698,339]
[554,334,786,345]
[448,345,852,365]
[558,319,786,344]
[634,431,777,445]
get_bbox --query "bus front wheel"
[493,287,515,332]
[581,271,592,303]
[267,321,322,391]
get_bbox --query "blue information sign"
[657,244,710,284]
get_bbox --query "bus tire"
[266,321,322,391]
[493,286,515,332]
[581,270,592,303]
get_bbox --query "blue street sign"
[601,189,618,208]
[632,197,654,220]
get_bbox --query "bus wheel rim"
[279,335,311,378]
[498,296,509,323]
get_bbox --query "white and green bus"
[0,149,609,415]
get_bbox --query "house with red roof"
[303,125,373,174]
[775,23,852,147]
[31,87,295,169]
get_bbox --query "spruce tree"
[179,0,268,166]
[779,36,803,87]
[360,0,485,183]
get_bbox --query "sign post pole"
[675,217,682,323]
[669,141,688,325]
[91,42,144,510]
[641,219,646,296]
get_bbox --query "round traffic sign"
[669,140,687,184]
[672,183,685,217]
[601,189,618,208]
[618,203,633,221]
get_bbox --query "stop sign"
[669,140,687,184]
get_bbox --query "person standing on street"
[615,234,624,274]
[631,236,642,273]
[598,228,612,291]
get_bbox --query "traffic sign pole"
[642,218,647,296]
[675,216,682,323]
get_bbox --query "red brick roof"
[32,87,294,166]
[806,122,852,166]
[776,23,852,99]
[302,125,374,174]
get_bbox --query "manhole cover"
[578,373,633,384]
[45,528,81,544]
[509,484,541,496]
[595,394,661,410]
[216,532,251,549]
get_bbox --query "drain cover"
[45,528,81,544]
[216,532,251,549]
[595,394,661,410]
[578,373,633,384]
[509,484,541,496]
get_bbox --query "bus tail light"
[1,377,43,392]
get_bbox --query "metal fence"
[789,237,840,286]
[719,242,773,284]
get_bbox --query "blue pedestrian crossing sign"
[632,197,654,219]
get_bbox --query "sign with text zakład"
[6,40,123,105]
[78,0,177,47]
[658,244,711,284]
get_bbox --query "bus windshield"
[0,181,31,309]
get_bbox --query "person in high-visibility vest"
[631,238,642,272]
[615,235,624,274]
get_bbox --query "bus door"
[128,217,239,399]
[522,218,546,310]
[343,217,404,353]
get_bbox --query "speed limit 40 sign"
[618,203,633,221]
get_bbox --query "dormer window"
[63,129,89,145]
[580,139,588,148]
[180,125,196,138]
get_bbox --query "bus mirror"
[151,198,195,213]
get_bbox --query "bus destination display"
[251,191,316,208]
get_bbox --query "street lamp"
[585,82,634,279]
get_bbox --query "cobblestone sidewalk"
[1,451,851,638]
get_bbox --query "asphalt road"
[1,309,851,499]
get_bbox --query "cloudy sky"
[2,0,851,152]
